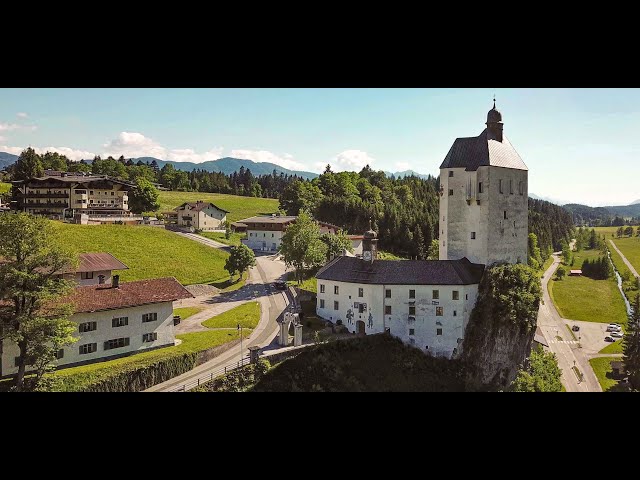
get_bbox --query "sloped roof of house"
[63,253,129,274]
[238,215,298,224]
[316,256,484,285]
[439,129,528,171]
[175,202,229,213]
[64,277,193,313]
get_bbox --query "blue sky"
[0,88,638,206]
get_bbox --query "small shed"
[569,269,582,276]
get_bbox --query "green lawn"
[211,272,247,292]
[594,226,622,237]
[51,223,230,285]
[612,236,640,276]
[0,182,11,194]
[173,306,202,321]
[200,231,245,246]
[202,301,260,329]
[287,272,317,295]
[589,356,624,392]
[548,248,628,324]
[157,191,278,223]
[51,328,249,392]
[599,341,623,354]
[608,241,639,300]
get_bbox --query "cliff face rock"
[459,263,541,391]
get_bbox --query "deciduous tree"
[128,178,160,214]
[13,147,44,181]
[320,229,353,260]
[224,244,256,279]
[0,214,78,391]
[624,294,640,390]
[510,346,563,392]
[555,266,566,280]
[279,210,327,283]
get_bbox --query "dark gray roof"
[316,256,484,285]
[439,129,528,171]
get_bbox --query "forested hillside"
[528,198,574,255]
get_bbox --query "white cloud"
[230,149,306,171]
[0,122,36,133]
[167,147,224,163]
[320,149,376,172]
[102,131,223,163]
[103,131,167,159]
[16,112,28,119]
[0,145,95,161]
[395,161,410,171]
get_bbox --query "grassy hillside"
[52,223,229,285]
[252,334,465,392]
[548,248,627,324]
[0,182,11,195]
[157,191,278,223]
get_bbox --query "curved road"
[145,233,290,392]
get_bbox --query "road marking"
[548,340,579,345]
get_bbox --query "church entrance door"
[356,320,366,335]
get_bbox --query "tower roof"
[439,129,528,171]
[486,100,502,124]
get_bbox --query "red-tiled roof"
[64,277,193,313]
[62,253,129,274]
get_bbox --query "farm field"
[157,191,278,223]
[51,223,229,285]
[548,247,627,324]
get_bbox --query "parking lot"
[562,319,623,355]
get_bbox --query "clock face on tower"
[363,251,372,261]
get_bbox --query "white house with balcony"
[174,201,229,231]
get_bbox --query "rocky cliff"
[460,263,541,391]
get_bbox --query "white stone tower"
[438,101,528,266]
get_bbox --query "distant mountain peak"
[631,199,640,205]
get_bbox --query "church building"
[316,102,529,358]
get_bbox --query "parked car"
[572,325,580,332]
[273,281,287,290]
[608,323,621,328]
[604,336,615,342]
[611,331,624,338]
[607,325,622,332]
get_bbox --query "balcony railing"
[88,203,126,208]
[24,193,69,198]
[23,202,69,208]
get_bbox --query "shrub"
[336,319,343,326]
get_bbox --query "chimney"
[113,275,120,288]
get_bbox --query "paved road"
[537,248,602,392]
[609,239,639,278]
[174,231,231,250]
[146,251,290,392]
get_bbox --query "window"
[320,299,325,308]
[111,191,115,196]
[80,271,94,280]
[142,332,158,343]
[499,179,503,194]
[320,284,325,293]
[79,321,97,333]
[519,181,524,195]
[437,328,443,336]
[409,328,415,335]
[448,171,453,177]
[509,179,513,194]
[385,289,391,298]
[452,290,459,300]
[272,233,274,237]
[142,313,158,323]
[410,338,415,345]
[385,305,392,315]
[453,310,457,317]
[466,294,468,300]
[334,285,339,295]
[432,290,439,299]
[471,232,476,239]
[448,189,454,196]
[104,337,130,350]
[409,306,416,315]
[334,301,339,311]
[513,221,516,228]
[478,182,483,193]
[504,210,507,220]
[55,349,64,360]
[250,233,253,237]
[409,289,415,299]
[263,233,266,237]
[112,317,128,328]
[358,288,363,297]
[436,307,443,316]
[90,191,94,195]
[79,343,97,355]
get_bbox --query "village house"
[174,201,228,231]
[239,214,339,252]
[316,102,529,358]
[0,253,192,377]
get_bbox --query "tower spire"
[493,94,496,109]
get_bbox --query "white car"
[608,323,621,328]
[610,331,624,338]
[607,325,622,332]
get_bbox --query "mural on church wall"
[346,308,354,325]
[368,311,374,329]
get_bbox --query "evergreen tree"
[624,294,640,390]
[555,266,566,280]
[528,233,543,269]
